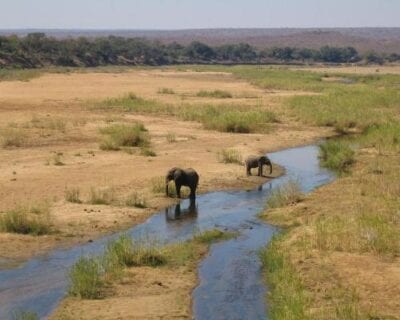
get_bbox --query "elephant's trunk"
[165,179,170,196]
[269,164,272,174]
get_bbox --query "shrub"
[267,180,304,209]
[65,187,82,204]
[196,90,233,98]
[99,123,149,151]
[217,148,243,164]
[319,140,355,173]
[68,256,104,299]
[0,206,52,235]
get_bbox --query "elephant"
[245,155,272,177]
[166,167,199,200]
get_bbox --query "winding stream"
[0,144,334,320]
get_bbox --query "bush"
[68,256,104,299]
[217,148,243,164]
[99,123,149,151]
[319,140,355,173]
[0,205,52,235]
[196,90,233,99]
[267,180,304,209]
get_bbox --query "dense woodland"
[1,33,399,68]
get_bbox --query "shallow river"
[0,144,334,319]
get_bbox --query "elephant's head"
[260,156,272,174]
[165,167,181,196]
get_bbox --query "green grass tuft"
[319,140,355,173]
[89,187,116,205]
[99,123,150,151]
[65,187,82,204]
[196,90,233,98]
[125,192,147,208]
[266,180,304,209]
[259,235,309,320]
[68,256,104,299]
[0,204,52,235]
[194,229,236,244]
[217,148,243,164]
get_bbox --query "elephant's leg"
[189,186,196,200]
[258,165,262,176]
[175,182,182,198]
[246,165,251,176]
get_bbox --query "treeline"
[1,33,399,68]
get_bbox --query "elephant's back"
[185,168,199,181]
[245,155,258,165]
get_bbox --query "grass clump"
[259,235,309,320]
[266,180,304,209]
[0,127,28,148]
[158,88,175,94]
[319,140,355,173]
[140,147,157,157]
[125,192,147,208]
[194,229,236,244]
[196,89,233,99]
[166,132,177,143]
[217,148,243,164]
[65,187,82,204]
[0,204,52,235]
[99,123,149,151]
[98,92,171,114]
[68,256,104,299]
[12,310,39,320]
[29,116,67,132]
[89,187,116,205]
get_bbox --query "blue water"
[0,145,334,320]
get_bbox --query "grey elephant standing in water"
[166,167,199,199]
[245,155,272,176]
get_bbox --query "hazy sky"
[1,0,399,29]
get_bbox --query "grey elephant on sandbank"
[166,167,199,200]
[245,155,272,177]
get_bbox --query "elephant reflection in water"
[165,199,198,221]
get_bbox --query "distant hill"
[1,28,400,53]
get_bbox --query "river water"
[0,144,334,319]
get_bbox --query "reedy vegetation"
[97,92,277,133]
